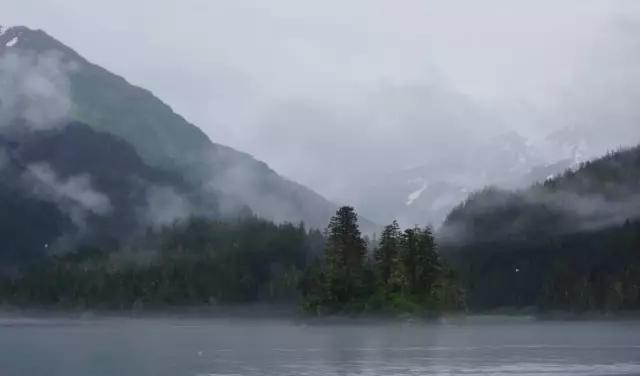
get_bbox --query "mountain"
[0,25,337,229]
[351,130,580,228]
[440,144,640,245]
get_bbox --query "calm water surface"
[1,315,640,375]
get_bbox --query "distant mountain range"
[440,144,640,245]
[0,25,341,232]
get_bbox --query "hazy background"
[5,0,640,214]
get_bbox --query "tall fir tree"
[397,227,419,295]
[415,226,441,296]
[324,206,368,307]
[374,220,401,293]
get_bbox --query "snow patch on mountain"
[406,178,427,206]
[0,26,23,49]
[358,127,602,228]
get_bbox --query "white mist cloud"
[22,163,111,227]
[141,186,192,228]
[0,49,75,129]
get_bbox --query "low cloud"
[0,49,76,129]
[22,163,111,228]
[140,185,192,229]
[440,154,640,245]
[541,189,640,232]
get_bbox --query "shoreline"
[3,304,640,324]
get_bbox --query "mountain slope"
[0,121,223,267]
[0,25,337,229]
[0,176,69,269]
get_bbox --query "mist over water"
[1,315,640,376]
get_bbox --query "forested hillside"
[0,121,218,268]
[441,145,640,312]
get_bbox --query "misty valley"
[1,8,640,376]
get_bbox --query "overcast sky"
[5,1,640,201]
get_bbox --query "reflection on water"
[1,315,639,376]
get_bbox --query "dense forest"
[0,207,464,314]
[441,145,640,312]
[6,205,637,314]
[445,220,640,311]
[0,216,323,308]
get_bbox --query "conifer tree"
[324,206,367,306]
[415,226,441,295]
[374,220,401,293]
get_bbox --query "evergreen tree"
[416,226,441,295]
[397,226,442,298]
[374,220,401,293]
[397,228,419,295]
[324,206,368,308]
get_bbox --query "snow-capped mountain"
[351,129,591,229]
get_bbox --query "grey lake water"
[1,315,640,376]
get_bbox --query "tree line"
[2,204,638,314]
[0,216,319,309]
[0,207,463,315]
